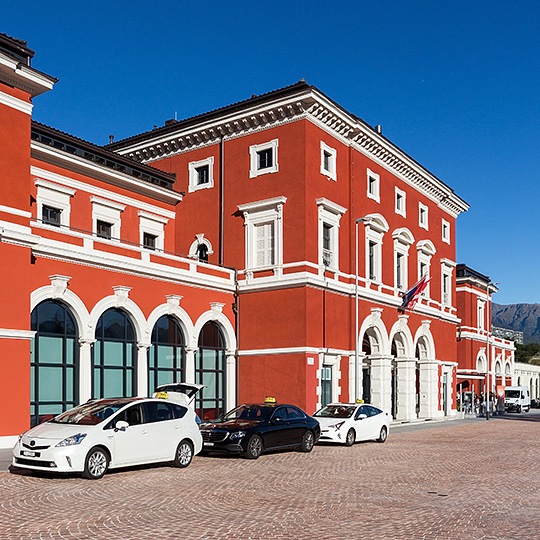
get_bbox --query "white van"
[504,386,530,413]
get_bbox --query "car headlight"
[56,433,87,447]
[329,422,345,430]
[229,431,246,440]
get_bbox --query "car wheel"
[300,430,315,452]
[173,440,194,468]
[345,428,355,446]
[245,434,263,459]
[517,405,522,413]
[377,426,388,443]
[82,447,109,479]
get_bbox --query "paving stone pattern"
[1,417,539,540]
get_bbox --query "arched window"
[93,309,136,398]
[196,322,226,420]
[148,315,185,393]
[197,244,209,262]
[30,300,78,426]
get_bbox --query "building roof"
[0,32,35,64]
[31,121,177,190]
[105,80,469,218]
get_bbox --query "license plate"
[22,450,36,457]
[203,442,214,446]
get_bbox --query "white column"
[418,360,440,418]
[185,347,196,383]
[137,344,150,397]
[370,355,392,413]
[395,357,416,421]
[348,354,356,403]
[78,339,95,404]
[226,351,236,412]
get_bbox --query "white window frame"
[441,259,455,307]
[139,210,168,251]
[367,169,380,203]
[417,240,436,299]
[419,202,429,230]
[35,178,76,228]
[188,234,214,260]
[188,157,214,193]
[393,228,414,293]
[316,198,346,272]
[395,187,406,217]
[91,196,126,242]
[320,141,337,181]
[442,219,450,244]
[249,139,279,178]
[478,299,486,331]
[238,196,286,271]
[364,215,388,284]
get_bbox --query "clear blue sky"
[4,1,539,305]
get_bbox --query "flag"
[399,274,431,312]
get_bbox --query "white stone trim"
[0,204,32,218]
[91,196,125,241]
[320,141,337,181]
[0,89,33,114]
[442,219,450,244]
[34,178,76,228]
[138,211,167,251]
[249,139,279,178]
[316,198,346,272]
[31,166,176,220]
[367,168,380,203]
[0,328,35,340]
[188,156,214,193]
[419,202,429,230]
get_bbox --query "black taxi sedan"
[199,401,320,459]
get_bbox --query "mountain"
[492,303,540,344]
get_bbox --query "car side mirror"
[356,414,367,420]
[115,420,129,432]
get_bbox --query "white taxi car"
[13,386,203,479]
[314,403,389,446]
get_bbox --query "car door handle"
[142,430,148,435]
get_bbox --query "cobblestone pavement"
[1,415,539,540]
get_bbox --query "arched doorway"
[30,300,79,426]
[361,332,373,403]
[148,315,185,394]
[93,308,137,398]
[390,333,407,419]
[196,321,226,420]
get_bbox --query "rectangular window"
[143,232,157,250]
[249,139,279,178]
[395,187,406,217]
[321,366,333,408]
[419,203,428,230]
[322,223,332,267]
[443,273,450,306]
[255,222,275,267]
[367,169,380,203]
[369,240,377,280]
[442,219,450,244]
[42,205,61,227]
[320,141,337,181]
[196,165,209,185]
[257,148,273,170]
[96,220,112,239]
[396,253,404,290]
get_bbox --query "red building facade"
[1,33,477,447]
[455,265,514,403]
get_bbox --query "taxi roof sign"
[264,396,276,404]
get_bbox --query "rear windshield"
[51,400,130,425]
[223,405,273,420]
[314,405,356,418]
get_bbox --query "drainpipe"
[219,135,224,266]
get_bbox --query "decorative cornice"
[111,86,468,218]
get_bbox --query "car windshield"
[223,405,273,421]
[506,390,521,398]
[50,400,131,425]
[314,405,356,418]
